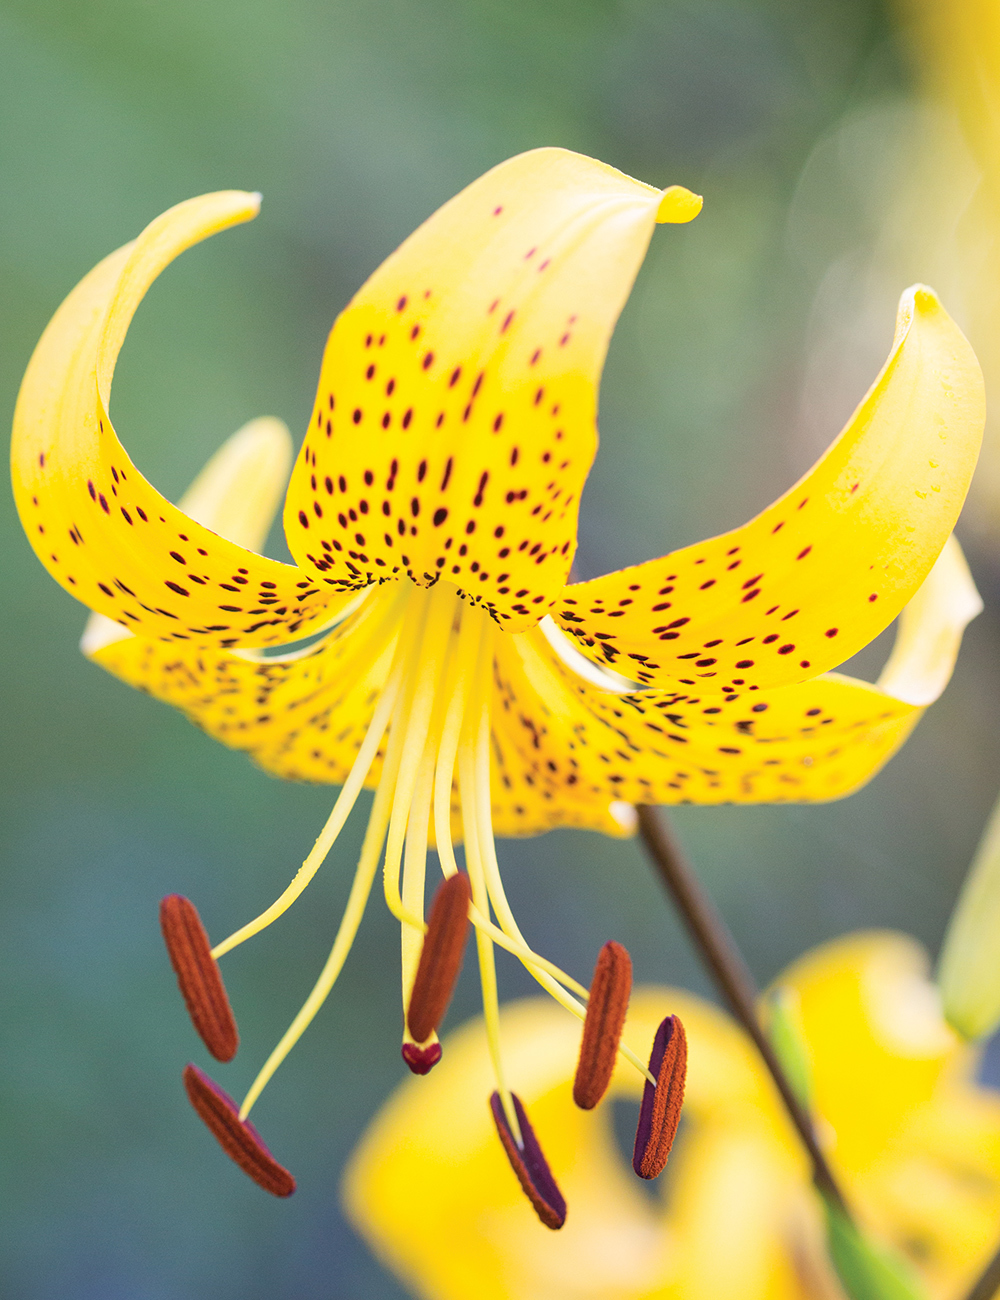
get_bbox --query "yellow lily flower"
[10,149,984,1194]
[346,931,1000,1300]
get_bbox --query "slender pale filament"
[212,583,408,959]
[227,577,654,1124]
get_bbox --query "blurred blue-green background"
[3,1,998,1296]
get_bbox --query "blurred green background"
[3,1,998,1296]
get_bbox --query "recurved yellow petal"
[175,415,293,554]
[88,581,403,784]
[285,149,691,630]
[490,536,976,810]
[81,416,296,656]
[11,192,343,650]
[554,286,984,692]
[938,786,1000,1041]
[876,535,982,706]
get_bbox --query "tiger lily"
[10,148,984,1199]
[345,932,1000,1300]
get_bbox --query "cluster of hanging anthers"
[160,577,688,1224]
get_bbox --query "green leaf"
[824,1200,928,1300]
[765,985,814,1109]
[938,786,1000,1041]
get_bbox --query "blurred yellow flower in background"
[880,0,1000,530]
[345,932,1000,1300]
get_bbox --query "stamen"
[400,737,436,1024]
[160,895,239,1062]
[489,1090,567,1230]
[573,941,632,1109]
[211,583,409,959]
[467,686,654,1085]
[406,873,471,1044]
[459,623,521,1142]
[383,583,455,927]
[401,1041,443,1074]
[632,1013,688,1179]
[238,759,397,1118]
[183,1064,295,1197]
[431,601,484,880]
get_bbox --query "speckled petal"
[88,585,401,784]
[492,539,978,809]
[488,721,637,839]
[554,286,983,691]
[11,192,347,649]
[284,148,693,630]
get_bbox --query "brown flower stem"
[964,1240,1000,1300]
[635,804,852,1220]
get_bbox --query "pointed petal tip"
[401,1041,443,1075]
[656,186,703,224]
[608,801,638,835]
[907,282,940,311]
[182,1064,296,1197]
[893,283,955,349]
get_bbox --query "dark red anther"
[183,1064,296,1197]
[160,895,239,1062]
[490,1091,567,1230]
[406,873,471,1045]
[401,1041,443,1075]
[633,1014,687,1179]
[573,940,632,1109]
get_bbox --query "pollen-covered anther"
[405,872,472,1044]
[632,1013,688,1179]
[573,940,632,1109]
[160,894,239,1062]
[183,1064,296,1197]
[401,1041,443,1075]
[490,1091,567,1229]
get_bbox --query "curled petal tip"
[608,801,638,835]
[183,1064,296,1197]
[656,185,703,224]
[909,283,940,310]
[401,1041,443,1075]
[490,1091,567,1230]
